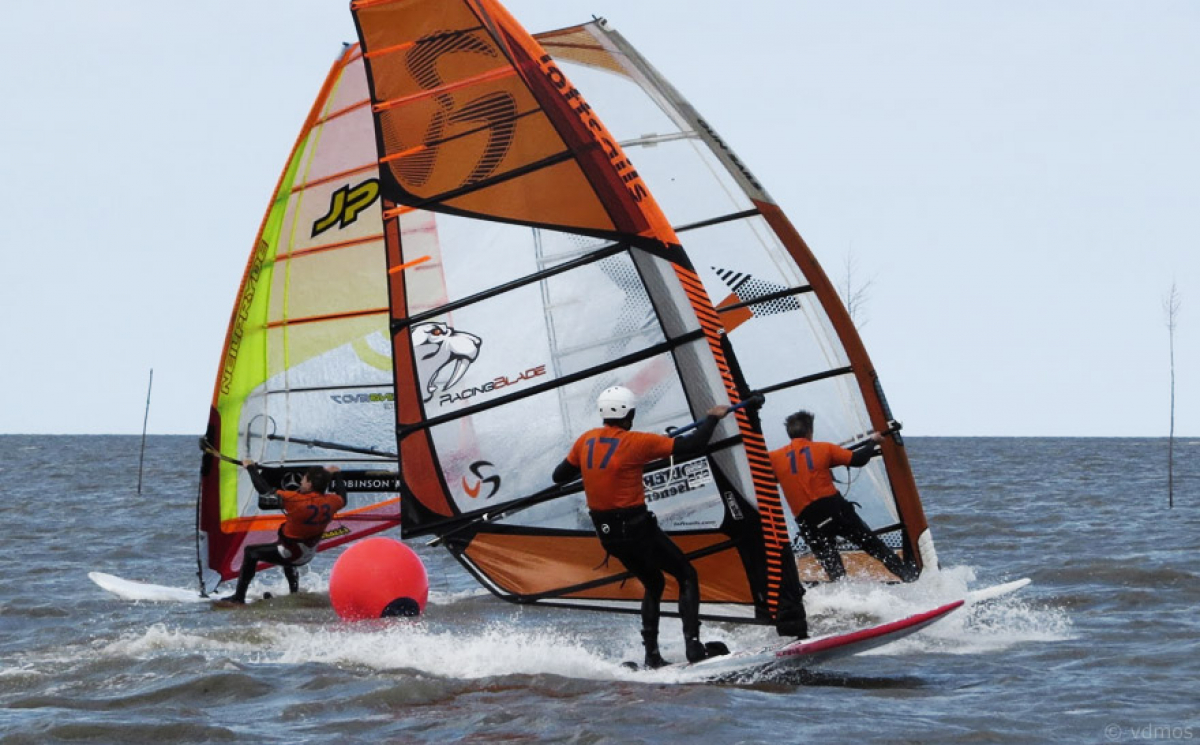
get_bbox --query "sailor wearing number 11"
[769,410,919,583]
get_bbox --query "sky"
[1,1,1196,437]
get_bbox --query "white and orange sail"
[535,20,936,582]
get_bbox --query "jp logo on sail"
[311,179,380,238]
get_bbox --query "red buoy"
[329,537,428,620]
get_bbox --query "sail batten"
[674,209,763,234]
[374,65,518,113]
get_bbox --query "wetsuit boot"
[879,553,920,583]
[896,560,920,583]
[684,635,730,663]
[775,602,809,639]
[223,564,253,604]
[641,629,669,669]
[684,622,731,664]
[285,565,301,594]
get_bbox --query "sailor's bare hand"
[709,405,731,418]
[326,465,341,474]
[242,458,255,467]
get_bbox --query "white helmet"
[597,386,636,418]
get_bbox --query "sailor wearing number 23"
[221,461,347,604]
[551,386,732,669]
[769,410,919,583]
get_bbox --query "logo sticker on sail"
[644,458,713,504]
[437,364,548,406]
[414,322,482,402]
[280,472,302,491]
[221,238,270,396]
[330,392,396,405]
[397,33,517,192]
[312,179,380,238]
[722,491,744,521]
[462,460,501,500]
[412,322,548,406]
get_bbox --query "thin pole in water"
[137,369,153,495]
[1164,282,1180,509]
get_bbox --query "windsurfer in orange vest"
[769,411,919,583]
[221,462,348,604]
[551,386,732,668]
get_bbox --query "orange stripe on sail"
[292,163,378,194]
[265,307,388,329]
[364,40,417,59]
[282,233,383,260]
[383,204,417,220]
[316,98,372,128]
[334,497,402,520]
[380,144,428,164]
[389,255,431,274]
[224,515,284,533]
[350,0,403,10]
[373,66,518,113]
[668,263,794,618]
[224,500,401,532]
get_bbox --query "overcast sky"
[1,1,1195,437]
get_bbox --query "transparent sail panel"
[420,352,711,514]
[536,21,927,577]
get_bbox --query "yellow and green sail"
[197,45,413,593]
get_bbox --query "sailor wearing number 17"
[551,386,733,669]
[769,410,919,583]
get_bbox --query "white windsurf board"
[88,571,268,605]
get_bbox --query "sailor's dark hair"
[603,409,636,429]
[306,466,332,493]
[785,410,815,439]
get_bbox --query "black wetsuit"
[228,465,346,601]
[552,415,722,654]
[794,453,917,584]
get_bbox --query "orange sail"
[352,0,805,628]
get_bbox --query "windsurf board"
[627,599,964,678]
[88,571,268,606]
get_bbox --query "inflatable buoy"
[329,537,428,620]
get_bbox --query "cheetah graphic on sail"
[413,322,482,403]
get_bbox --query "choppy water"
[0,435,1196,743]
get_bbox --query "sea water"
[0,435,1196,743]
